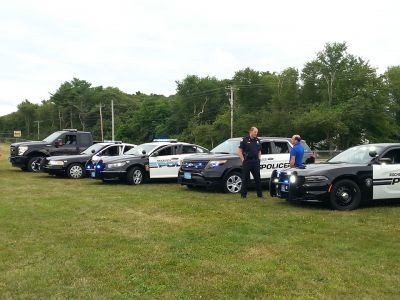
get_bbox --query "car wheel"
[329,179,361,211]
[223,172,242,194]
[27,156,44,172]
[67,163,85,179]
[127,167,144,185]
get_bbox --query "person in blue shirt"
[290,135,305,168]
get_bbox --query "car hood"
[183,153,239,161]
[11,141,48,147]
[286,163,369,176]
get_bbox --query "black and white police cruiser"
[90,139,209,184]
[178,137,314,193]
[270,143,400,210]
[43,142,136,179]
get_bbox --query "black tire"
[126,167,144,185]
[329,179,361,211]
[27,156,44,172]
[66,163,85,179]
[223,171,243,194]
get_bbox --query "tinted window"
[64,134,77,145]
[274,142,290,154]
[182,145,198,154]
[157,146,173,156]
[78,133,92,146]
[261,142,272,155]
[102,146,120,156]
[382,148,400,164]
[123,145,135,153]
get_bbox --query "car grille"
[181,160,209,171]
[10,145,17,156]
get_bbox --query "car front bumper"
[269,171,329,202]
[42,165,66,175]
[9,156,29,168]
[178,170,223,188]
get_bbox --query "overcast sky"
[0,0,399,116]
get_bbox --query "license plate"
[184,172,192,180]
[281,185,287,192]
[91,171,96,178]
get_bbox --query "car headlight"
[304,175,328,183]
[289,175,296,183]
[48,160,64,166]
[107,162,127,169]
[18,146,28,155]
[206,160,227,168]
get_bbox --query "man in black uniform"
[238,127,262,198]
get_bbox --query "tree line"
[1,42,399,150]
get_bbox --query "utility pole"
[70,110,73,129]
[111,99,115,141]
[225,86,238,138]
[34,121,43,140]
[97,103,104,141]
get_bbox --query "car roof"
[142,142,195,147]
[227,137,291,141]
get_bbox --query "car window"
[123,145,135,153]
[261,142,272,155]
[182,145,198,154]
[157,146,173,156]
[301,140,312,152]
[196,146,208,153]
[274,141,290,154]
[102,146,120,156]
[382,148,400,164]
[78,133,92,146]
[64,134,77,145]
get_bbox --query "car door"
[259,141,273,179]
[93,145,122,161]
[373,147,400,199]
[52,133,79,155]
[149,145,181,178]
[271,140,292,169]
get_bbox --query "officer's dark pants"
[241,159,262,197]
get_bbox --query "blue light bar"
[152,139,177,142]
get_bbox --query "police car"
[43,142,136,179]
[90,139,209,184]
[270,143,400,210]
[178,137,312,193]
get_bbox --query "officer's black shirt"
[239,136,261,160]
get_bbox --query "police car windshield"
[328,145,384,164]
[81,143,107,155]
[43,131,63,143]
[125,143,158,156]
[211,140,240,154]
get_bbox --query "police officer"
[238,127,262,198]
[290,134,305,168]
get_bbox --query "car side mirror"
[55,139,62,147]
[142,150,146,155]
[369,150,378,158]
[379,157,392,164]
[91,149,96,154]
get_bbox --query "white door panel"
[149,155,181,178]
[373,165,400,199]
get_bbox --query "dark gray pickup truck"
[9,129,93,172]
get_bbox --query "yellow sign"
[14,131,21,137]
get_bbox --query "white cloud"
[0,0,399,115]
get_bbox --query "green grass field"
[1,144,400,299]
